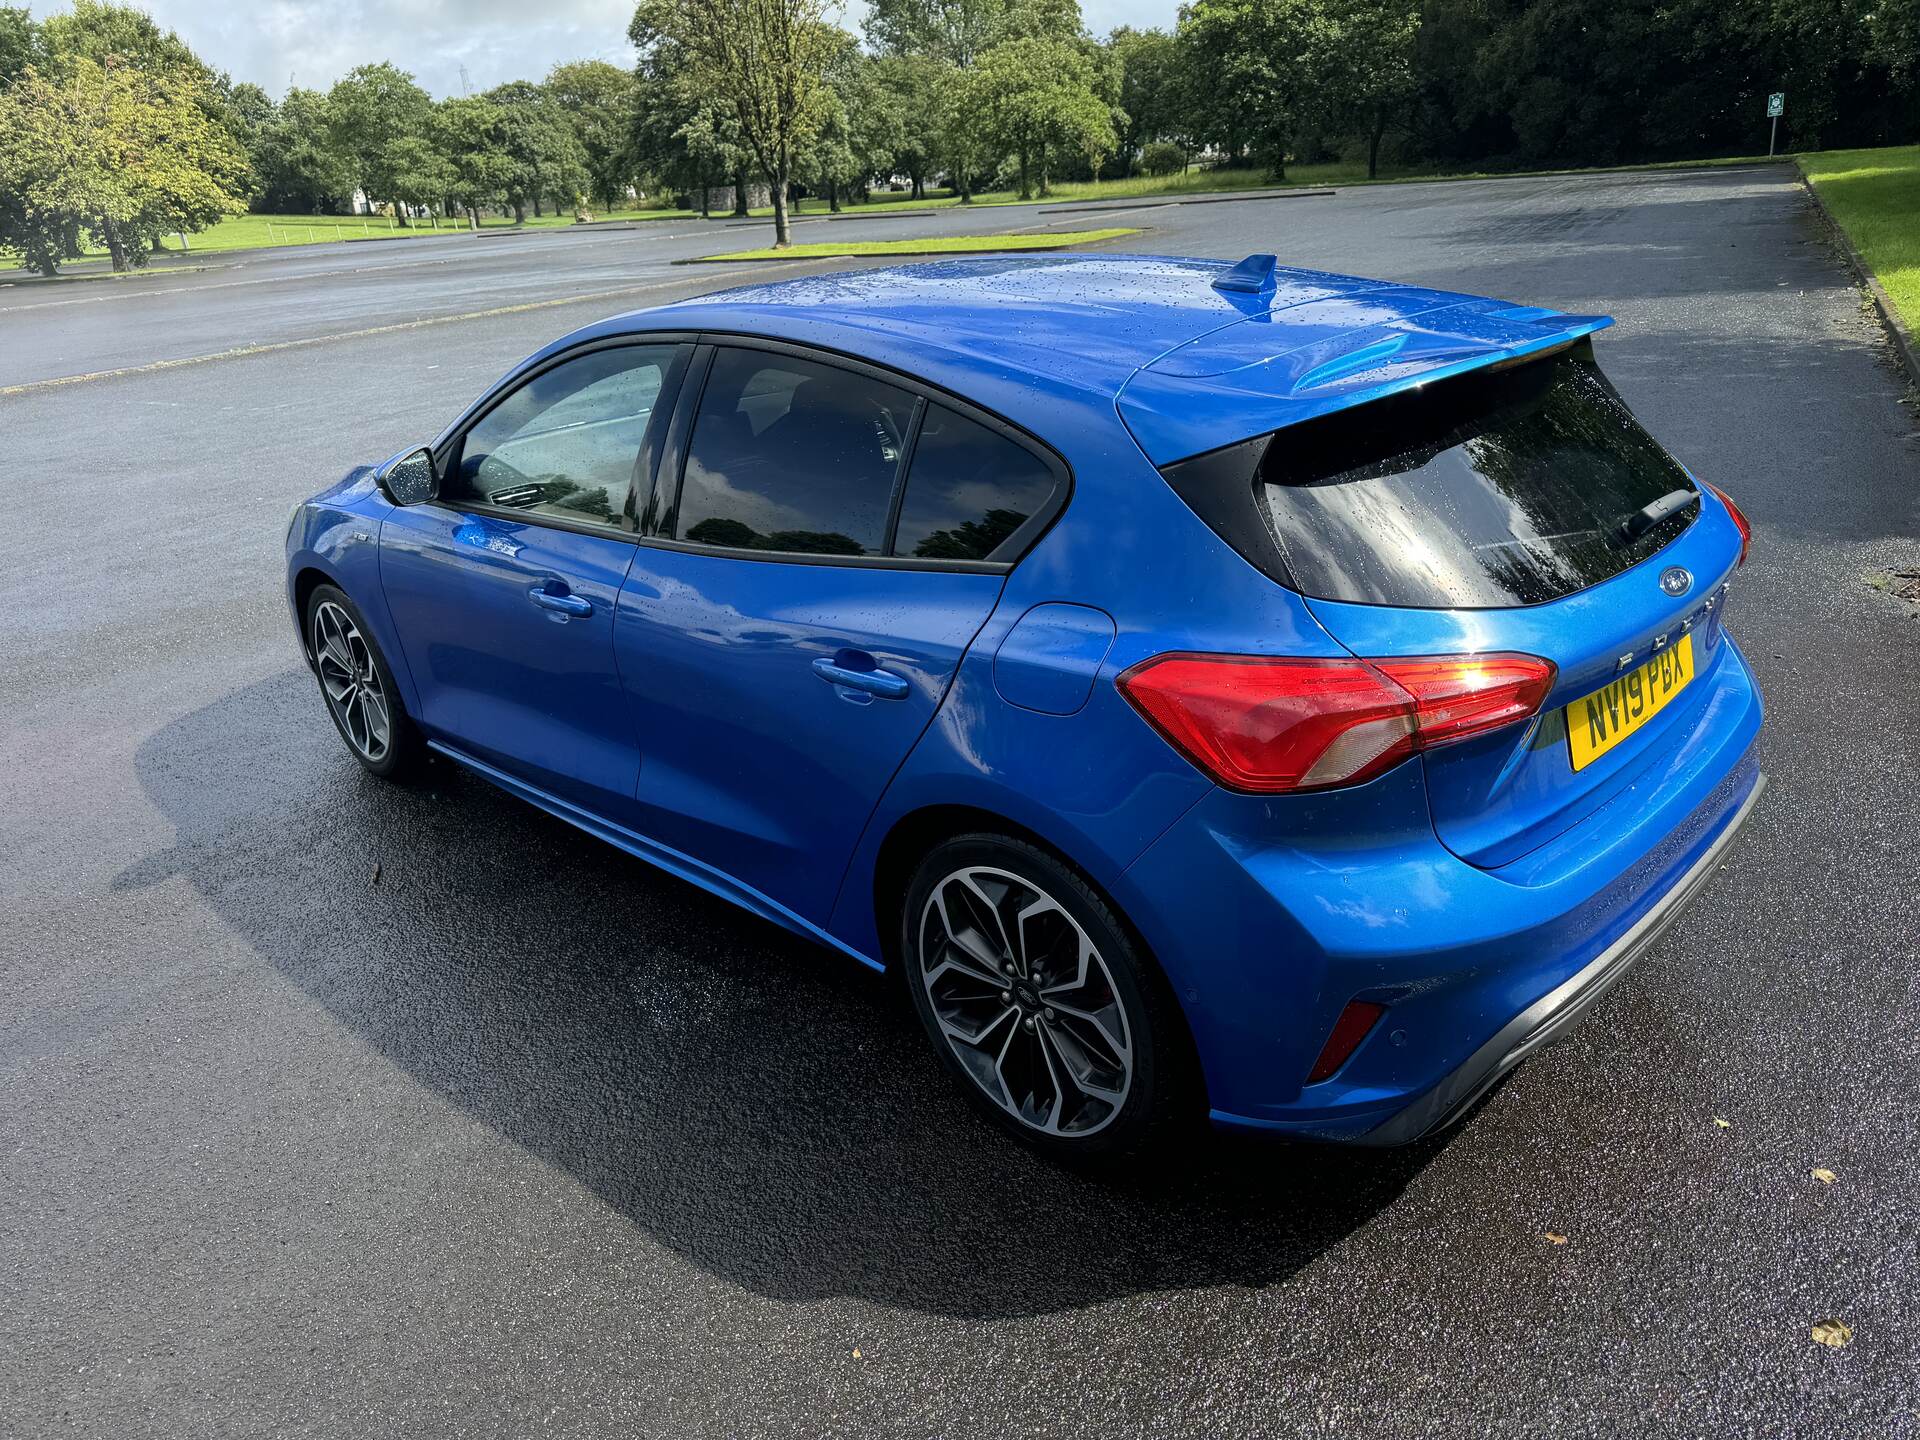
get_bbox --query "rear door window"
[893,405,1058,561]
[671,349,915,556]
[1165,346,1701,609]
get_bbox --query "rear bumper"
[1356,771,1764,1145]
[1113,635,1765,1141]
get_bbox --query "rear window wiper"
[1614,487,1698,543]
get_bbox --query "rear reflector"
[1706,483,1751,567]
[1307,1000,1387,1084]
[1116,651,1556,794]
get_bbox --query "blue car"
[286,254,1763,1159]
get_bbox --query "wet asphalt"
[4,166,1918,1438]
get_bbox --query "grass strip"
[1798,146,1920,328]
[690,228,1141,263]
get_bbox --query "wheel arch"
[871,804,1065,969]
[290,565,337,663]
[870,803,1206,1092]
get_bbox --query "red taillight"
[1706,483,1751,567]
[1307,999,1387,1084]
[1116,651,1556,794]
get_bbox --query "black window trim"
[643,331,1073,574]
[422,332,699,547]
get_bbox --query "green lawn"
[164,205,698,254]
[795,152,1784,219]
[1800,146,1920,328]
[695,227,1142,262]
[2,205,697,267]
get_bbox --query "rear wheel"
[902,834,1196,1160]
[306,584,422,781]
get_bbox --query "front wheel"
[305,583,423,781]
[902,834,1198,1161]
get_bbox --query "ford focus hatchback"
[286,255,1763,1159]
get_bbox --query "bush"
[1141,141,1187,177]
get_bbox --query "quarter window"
[673,349,915,556]
[451,345,677,527]
[893,405,1056,561]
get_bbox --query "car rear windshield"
[1161,344,1701,609]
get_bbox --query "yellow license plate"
[1566,634,1695,771]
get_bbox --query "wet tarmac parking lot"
[4,165,1919,1436]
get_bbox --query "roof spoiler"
[1118,301,1614,466]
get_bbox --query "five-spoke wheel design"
[917,864,1134,1138]
[311,599,392,764]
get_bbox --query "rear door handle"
[528,584,593,618]
[812,656,910,700]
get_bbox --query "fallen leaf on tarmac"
[1544,1232,1568,1245]
[1812,1167,1837,1184]
[1811,1320,1854,1349]
[1713,1117,1732,1129]
[851,1348,862,1359]
[372,861,382,884]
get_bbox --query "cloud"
[39,0,1181,97]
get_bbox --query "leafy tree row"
[0,3,640,272]
[6,0,1918,269]
[1,2,249,272]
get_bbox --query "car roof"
[559,255,1611,464]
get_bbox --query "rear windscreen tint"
[1163,346,1700,609]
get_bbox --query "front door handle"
[528,584,593,618]
[812,656,910,700]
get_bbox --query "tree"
[37,0,213,85]
[486,80,588,221]
[546,59,638,209]
[326,62,433,214]
[865,0,1014,66]
[630,62,748,217]
[1176,0,1341,178]
[967,36,1115,197]
[381,135,456,225]
[252,88,353,213]
[436,96,514,225]
[797,38,896,209]
[1109,28,1183,172]
[874,54,944,197]
[937,74,998,200]
[1868,0,1920,80]
[1330,0,1419,178]
[630,0,840,246]
[0,6,39,83]
[0,55,249,273]
[838,50,908,200]
[221,80,276,204]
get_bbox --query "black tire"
[304,583,425,781]
[901,833,1199,1161]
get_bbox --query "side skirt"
[427,740,886,974]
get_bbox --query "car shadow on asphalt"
[117,670,1448,1320]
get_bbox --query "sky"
[38,0,1179,98]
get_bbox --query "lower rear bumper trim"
[1354,770,1766,1147]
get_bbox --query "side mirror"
[383,447,438,506]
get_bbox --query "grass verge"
[690,227,1142,263]
[2,206,697,267]
[1798,146,1920,328]
[768,152,1786,220]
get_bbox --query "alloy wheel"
[917,865,1134,1137]
[312,600,392,763]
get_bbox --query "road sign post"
[1767,92,1786,156]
